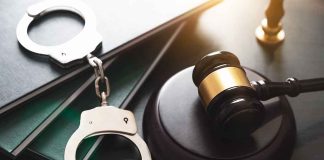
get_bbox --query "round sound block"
[143,67,296,160]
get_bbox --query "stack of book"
[0,0,221,159]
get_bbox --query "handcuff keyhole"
[124,117,128,124]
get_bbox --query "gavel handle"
[251,78,324,101]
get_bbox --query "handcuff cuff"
[16,0,102,67]
[16,0,151,159]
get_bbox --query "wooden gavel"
[256,0,285,45]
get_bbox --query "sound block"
[143,67,296,160]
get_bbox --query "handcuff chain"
[87,54,110,106]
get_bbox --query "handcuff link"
[86,54,110,106]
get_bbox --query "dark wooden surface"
[127,0,324,159]
[1,0,323,159]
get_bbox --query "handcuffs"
[16,0,151,159]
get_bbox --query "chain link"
[95,76,110,98]
[87,54,110,106]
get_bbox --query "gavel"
[192,51,324,138]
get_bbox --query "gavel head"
[192,51,265,138]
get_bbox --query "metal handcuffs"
[16,0,102,67]
[17,1,152,159]
[65,106,151,160]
